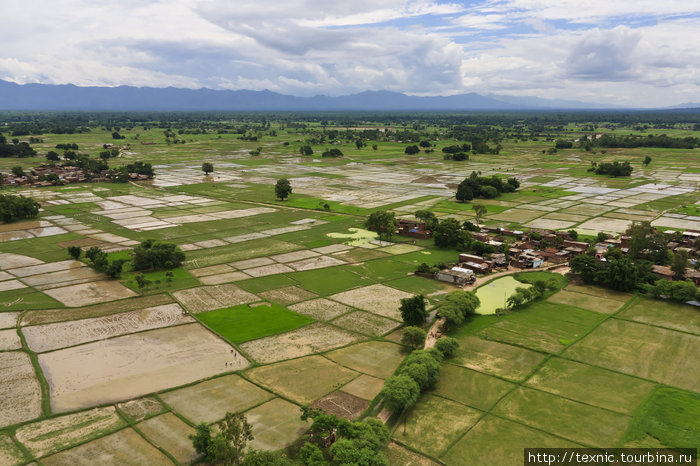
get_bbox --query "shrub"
[435,336,459,357]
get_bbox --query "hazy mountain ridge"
[0,80,690,111]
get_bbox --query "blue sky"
[0,0,698,106]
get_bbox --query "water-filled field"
[475,276,531,314]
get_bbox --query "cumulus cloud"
[0,0,698,106]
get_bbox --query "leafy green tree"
[399,295,427,326]
[46,150,60,161]
[299,145,313,156]
[202,162,214,174]
[275,178,292,200]
[432,218,462,248]
[105,260,125,279]
[399,350,441,389]
[242,450,292,465]
[643,155,652,166]
[671,249,688,280]
[132,240,185,271]
[67,246,82,260]
[11,166,24,177]
[567,229,578,240]
[299,443,325,466]
[455,180,474,202]
[438,291,480,326]
[381,375,419,413]
[190,423,213,458]
[435,336,459,357]
[401,326,426,350]
[472,204,487,226]
[404,145,420,155]
[414,210,438,230]
[365,210,397,241]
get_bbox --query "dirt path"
[423,264,570,349]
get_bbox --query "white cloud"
[0,0,697,106]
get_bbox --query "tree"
[401,326,427,350]
[299,443,325,466]
[67,246,82,260]
[643,155,652,166]
[381,375,419,413]
[242,450,291,465]
[472,204,487,226]
[671,249,688,280]
[365,210,397,241]
[432,218,462,248]
[414,210,438,231]
[299,145,313,156]
[435,336,459,357]
[202,162,214,174]
[132,240,185,271]
[190,423,213,458]
[438,291,480,326]
[11,166,24,177]
[0,194,40,222]
[399,295,427,326]
[275,178,292,200]
[134,273,151,290]
[455,180,474,202]
[567,229,578,240]
[399,350,441,389]
[355,139,363,150]
[190,412,254,465]
[46,151,60,162]
[404,145,420,155]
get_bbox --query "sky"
[0,0,698,106]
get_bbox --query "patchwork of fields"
[0,121,698,464]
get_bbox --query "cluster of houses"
[1,164,151,187]
[396,218,700,287]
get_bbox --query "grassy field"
[195,302,314,343]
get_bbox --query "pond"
[474,276,531,315]
[327,227,378,246]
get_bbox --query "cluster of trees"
[109,161,155,182]
[55,143,79,150]
[70,246,126,278]
[505,279,558,310]
[299,145,314,156]
[456,171,520,201]
[643,279,699,302]
[589,161,633,177]
[365,210,397,241]
[0,194,40,222]
[438,290,481,325]
[132,240,185,271]
[432,217,497,255]
[593,134,698,149]
[298,409,390,465]
[0,134,37,158]
[570,251,653,292]
[321,148,343,158]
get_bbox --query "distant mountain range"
[0,80,696,111]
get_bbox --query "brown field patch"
[137,413,197,464]
[160,374,274,424]
[452,336,546,382]
[117,397,165,422]
[0,253,43,269]
[0,329,21,350]
[547,289,626,314]
[563,284,631,302]
[288,298,354,321]
[247,355,359,404]
[0,311,19,329]
[40,428,171,466]
[331,248,390,263]
[198,271,249,285]
[487,209,544,223]
[43,280,137,307]
[560,203,614,216]
[331,310,400,336]
[23,303,192,353]
[189,264,235,277]
[245,398,310,452]
[243,263,295,277]
[312,391,368,420]
[21,294,174,326]
[15,407,126,458]
[340,374,385,401]
[386,441,439,466]
[329,284,412,320]
[271,250,320,263]
[240,323,365,364]
[524,218,576,230]
[6,259,84,277]
[21,267,104,291]
[230,257,275,269]
[39,323,248,413]
[541,212,589,222]
[577,217,633,234]
[288,255,346,271]
[0,352,42,429]
[173,284,258,313]
[258,285,318,305]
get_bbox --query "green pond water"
[475,276,532,315]
[327,227,378,246]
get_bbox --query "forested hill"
[0,80,621,111]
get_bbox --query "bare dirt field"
[331,310,400,336]
[40,427,172,465]
[577,217,633,234]
[137,413,197,464]
[117,397,165,422]
[39,323,247,412]
[160,374,274,424]
[43,280,138,307]
[312,390,368,420]
[173,284,258,313]
[247,355,359,404]
[289,298,354,321]
[0,329,21,350]
[21,293,175,326]
[199,271,250,285]
[0,351,42,429]
[0,311,20,329]
[15,407,126,458]
[329,284,413,320]
[240,322,365,364]
[23,303,193,352]
[245,398,310,452]
[0,252,43,269]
